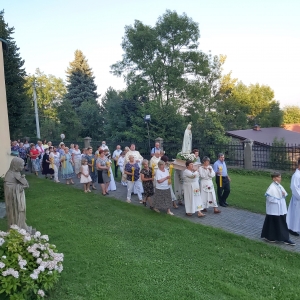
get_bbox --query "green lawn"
[1,176,300,299]
[225,170,292,214]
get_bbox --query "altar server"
[286,159,300,236]
[261,172,295,245]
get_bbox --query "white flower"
[38,265,45,272]
[18,229,27,235]
[57,265,63,273]
[32,251,40,258]
[42,254,49,259]
[34,231,41,238]
[0,231,8,237]
[0,238,5,246]
[2,256,6,259]
[10,225,19,230]
[40,235,49,241]
[24,235,31,242]
[37,258,42,264]
[18,255,27,269]
[2,268,19,278]
[30,273,38,280]
[48,271,52,275]
[37,289,45,297]
[0,262,5,269]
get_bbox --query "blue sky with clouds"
[2,0,300,106]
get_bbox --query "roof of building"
[226,127,300,145]
[283,123,300,133]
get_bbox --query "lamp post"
[144,115,151,155]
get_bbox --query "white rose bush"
[0,225,64,299]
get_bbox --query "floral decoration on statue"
[0,225,64,299]
[176,151,196,162]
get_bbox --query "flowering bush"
[176,152,196,162]
[0,225,63,299]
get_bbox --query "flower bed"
[0,225,63,299]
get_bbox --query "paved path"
[1,174,300,253]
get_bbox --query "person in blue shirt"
[213,153,231,207]
[151,142,161,157]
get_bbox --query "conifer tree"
[64,50,98,110]
[0,10,34,137]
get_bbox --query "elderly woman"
[96,149,111,195]
[140,159,154,208]
[72,144,82,179]
[60,147,75,185]
[199,157,221,214]
[152,160,174,215]
[183,160,205,217]
[29,144,40,176]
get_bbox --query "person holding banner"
[213,153,231,207]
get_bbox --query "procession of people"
[9,122,300,246]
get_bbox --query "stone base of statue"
[172,159,186,171]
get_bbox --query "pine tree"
[0,10,34,138]
[64,50,98,110]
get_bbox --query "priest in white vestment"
[286,160,300,236]
[261,172,295,245]
[182,161,205,217]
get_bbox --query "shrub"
[0,225,64,299]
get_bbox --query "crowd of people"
[10,139,230,217]
[10,139,300,246]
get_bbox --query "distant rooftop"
[284,123,300,133]
[226,127,300,145]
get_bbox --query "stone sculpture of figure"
[4,157,32,232]
[182,123,192,154]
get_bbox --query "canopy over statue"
[182,123,192,154]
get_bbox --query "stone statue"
[4,157,32,232]
[181,123,192,154]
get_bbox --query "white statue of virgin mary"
[182,123,192,154]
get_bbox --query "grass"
[1,176,300,299]
[225,169,292,214]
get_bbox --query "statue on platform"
[4,157,32,233]
[182,123,192,154]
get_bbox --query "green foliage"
[24,69,66,120]
[269,137,291,171]
[283,105,300,124]
[0,226,63,299]
[0,10,34,138]
[57,100,82,140]
[0,176,4,202]
[39,119,61,142]
[78,100,103,139]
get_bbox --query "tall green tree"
[65,50,98,111]
[25,68,66,120]
[283,105,300,124]
[111,10,210,106]
[0,10,34,137]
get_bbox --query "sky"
[2,0,300,107]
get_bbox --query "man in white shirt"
[100,141,109,152]
[287,159,300,236]
[112,145,122,178]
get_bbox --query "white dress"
[108,167,117,191]
[199,166,218,208]
[287,169,300,232]
[80,165,92,183]
[182,169,203,213]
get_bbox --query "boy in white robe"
[261,172,295,245]
[286,159,300,236]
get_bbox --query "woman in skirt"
[140,159,154,208]
[96,149,111,196]
[152,160,174,215]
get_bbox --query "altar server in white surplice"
[199,156,221,214]
[261,172,295,246]
[182,160,205,217]
[287,159,300,236]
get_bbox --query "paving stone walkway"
[1,174,300,253]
